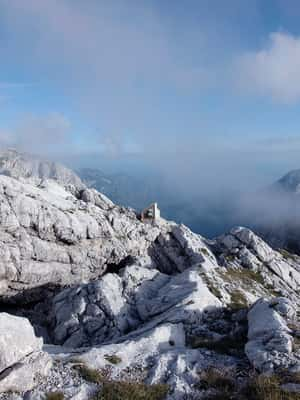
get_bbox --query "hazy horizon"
[1,0,300,204]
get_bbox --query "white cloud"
[0,0,209,91]
[0,113,73,156]
[236,32,300,102]
[0,0,215,155]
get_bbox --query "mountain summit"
[0,151,299,399]
[0,149,85,194]
[274,169,300,194]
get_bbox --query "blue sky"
[1,0,300,192]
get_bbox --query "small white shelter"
[141,202,160,223]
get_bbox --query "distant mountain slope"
[78,167,156,210]
[273,169,300,194]
[0,149,85,194]
[79,166,300,255]
[251,169,300,254]
[78,167,235,237]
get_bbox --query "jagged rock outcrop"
[245,298,300,374]
[0,174,162,302]
[213,227,300,304]
[149,224,218,274]
[51,265,221,347]
[0,313,51,393]
[0,149,85,195]
[0,152,299,399]
[0,156,225,304]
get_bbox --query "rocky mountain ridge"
[0,149,85,195]
[274,169,300,194]
[254,169,300,256]
[0,152,299,399]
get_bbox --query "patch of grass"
[104,354,122,365]
[279,371,300,385]
[45,393,65,400]
[279,249,298,262]
[201,248,210,257]
[199,371,300,400]
[287,322,300,331]
[293,336,300,351]
[204,393,233,400]
[207,284,222,300]
[225,254,235,262]
[224,268,265,285]
[75,364,104,384]
[198,368,235,392]
[200,273,222,299]
[229,290,248,310]
[242,374,300,400]
[189,335,246,356]
[264,283,279,297]
[93,380,168,400]
[75,363,168,399]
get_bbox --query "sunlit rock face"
[0,149,85,195]
[0,151,299,400]
[0,313,51,393]
[0,173,162,302]
[246,298,300,373]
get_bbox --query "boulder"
[51,265,221,347]
[245,298,300,373]
[0,313,52,393]
[0,313,43,372]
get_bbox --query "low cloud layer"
[1,0,300,226]
[0,113,72,157]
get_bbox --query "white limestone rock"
[0,313,43,372]
[231,226,275,263]
[51,265,221,347]
[0,149,85,195]
[149,224,218,274]
[48,323,239,400]
[0,313,52,393]
[79,323,186,372]
[215,226,300,298]
[245,298,300,373]
[0,352,52,393]
[0,173,162,301]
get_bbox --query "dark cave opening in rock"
[105,255,136,274]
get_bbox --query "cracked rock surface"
[0,152,299,399]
